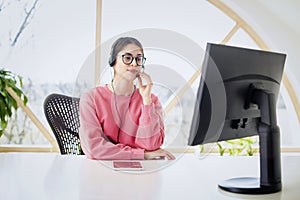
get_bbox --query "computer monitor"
[188,43,286,194]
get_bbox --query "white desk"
[0,152,299,200]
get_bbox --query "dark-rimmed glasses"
[120,53,146,66]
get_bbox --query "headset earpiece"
[109,55,116,67]
[109,41,117,67]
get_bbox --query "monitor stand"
[218,86,282,194]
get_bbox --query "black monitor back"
[188,43,286,145]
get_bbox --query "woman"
[79,37,175,160]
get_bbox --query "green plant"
[217,136,259,156]
[0,69,28,137]
[198,136,259,156]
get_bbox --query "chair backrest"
[43,93,83,155]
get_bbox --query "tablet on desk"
[113,161,144,171]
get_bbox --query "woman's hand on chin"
[138,72,153,105]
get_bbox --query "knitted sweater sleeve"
[134,94,165,151]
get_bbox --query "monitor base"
[218,177,281,194]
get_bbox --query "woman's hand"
[138,72,153,105]
[144,148,176,160]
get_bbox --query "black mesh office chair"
[44,93,84,155]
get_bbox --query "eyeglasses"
[120,53,146,66]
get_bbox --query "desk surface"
[0,152,299,200]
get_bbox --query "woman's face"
[113,43,143,81]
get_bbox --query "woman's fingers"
[138,76,143,87]
[139,72,153,86]
[161,149,176,160]
[138,72,153,105]
[145,149,175,160]
[166,152,176,160]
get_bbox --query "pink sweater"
[79,85,164,160]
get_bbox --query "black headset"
[108,41,117,67]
